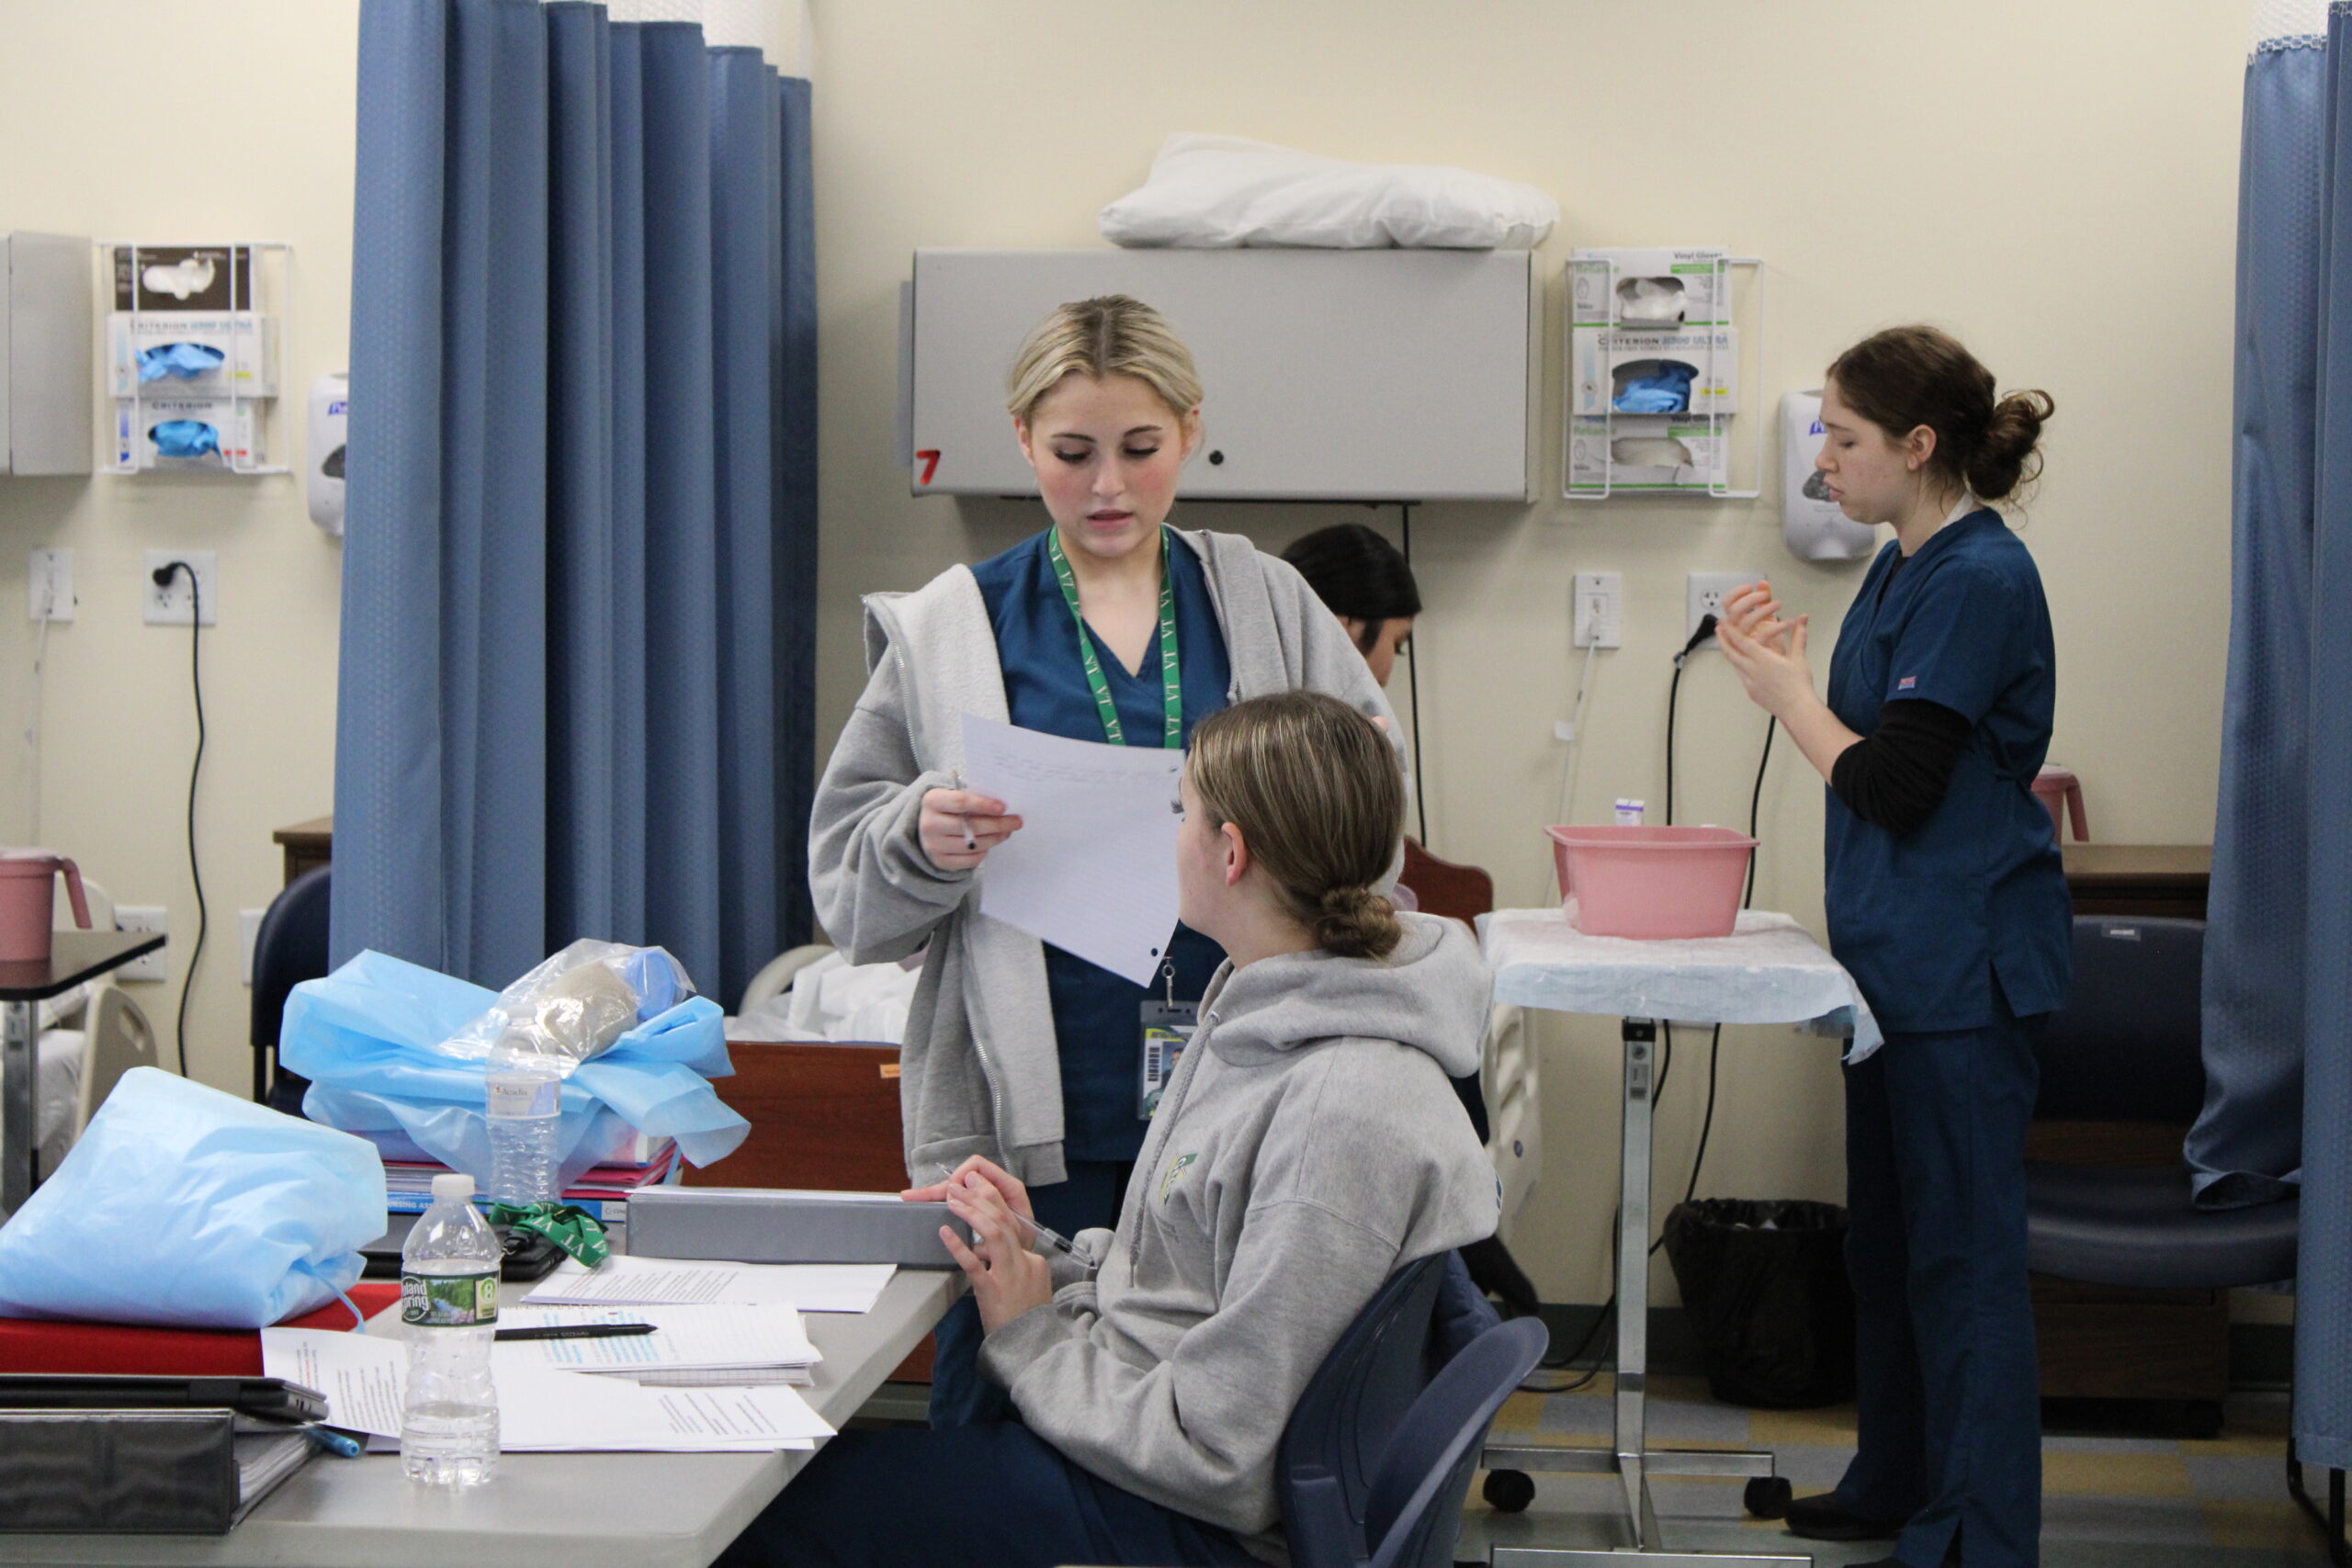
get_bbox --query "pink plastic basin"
[1545,824,1758,940]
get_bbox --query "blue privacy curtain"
[333,0,818,1009]
[2192,0,2350,1472]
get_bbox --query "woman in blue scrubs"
[807,297,1396,1429]
[1716,325,2069,1568]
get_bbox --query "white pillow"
[1100,132,1557,251]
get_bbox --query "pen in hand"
[925,1165,1075,1257]
[949,769,978,852]
[493,1323,658,1343]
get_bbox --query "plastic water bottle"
[1614,797,1646,827]
[486,1068,562,1207]
[401,1172,500,1486]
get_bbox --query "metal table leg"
[2,998,36,1222]
[1481,1018,1807,1566]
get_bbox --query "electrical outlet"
[143,550,218,626]
[115,906,168,982]
[1573,571,1623,649]
[240,908,266,986]
[1686,572,1749,643]
[28,549,74,623]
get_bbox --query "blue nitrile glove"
[151,420,221,458]
[138,342,227,382]
[1615,364,1696,413]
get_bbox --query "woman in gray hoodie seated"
[726,692,1498,1568]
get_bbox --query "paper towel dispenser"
[903,248,1540,502]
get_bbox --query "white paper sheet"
[959,713,1186,986]
[261,1326,830,1451]
[525,1255,894,1314]
[493,1303,820,1374]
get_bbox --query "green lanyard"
[1046,526,1183,749]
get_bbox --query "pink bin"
[1545,825,1758,940]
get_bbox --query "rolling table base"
[2,1000,37,1219]
[1482,1019,1808,1567]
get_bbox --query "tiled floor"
[1459,1376,2333,1566]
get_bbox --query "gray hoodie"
[807,527,1399,1188]
[979,912,1499,1555]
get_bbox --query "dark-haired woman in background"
[1716,326,2069,1568]
[1280,522,1419,685]
[1280,521,1543,1325]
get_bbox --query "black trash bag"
[1662,1198,1855,1408]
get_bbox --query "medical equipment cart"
[1478,907,1882,1567]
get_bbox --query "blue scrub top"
[1823,510,2072,1034]
[972,527,1233,1164]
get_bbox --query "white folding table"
[1476,907,1882,1568]
[0,1268,962,1568]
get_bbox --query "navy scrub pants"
[1833,1002,2044,1568]
[929,1160,1131,1427]
[715,1422,1258,1568]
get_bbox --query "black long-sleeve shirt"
[1830,698,1972,834]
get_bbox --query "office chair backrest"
[1280,1252,1534,1568]
[1361,1316,1547,1568]
[251,865,332,1106]
[2035,916,2206,1124]
[75,987,159,1136]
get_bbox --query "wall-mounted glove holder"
[97,242,289,475]
[1563,248,1765,502]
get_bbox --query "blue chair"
[1281,1252,1549,1568]
[249,865,332,1112]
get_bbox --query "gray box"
[3,233,94,476]
[908,247,1540,502]
[627,1187,973,1268]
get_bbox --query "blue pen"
[305,1426,364,1459]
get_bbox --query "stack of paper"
[496,1303,821,1387]
[382,1142,679,1218]
[261,1327,835,1453]
[525,1255,894,1314]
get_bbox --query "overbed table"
[0,1268,962,1568]
[0,929,165,1224]
[1478,908,1882,1568]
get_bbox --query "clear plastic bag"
[435,939,695,1077]
[0,1067,387,1328]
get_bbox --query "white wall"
[0,1,361,1094]
[801,0,2247,1303]
[0,1,2249,1310]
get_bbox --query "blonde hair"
[1005,295,1204,425]
[1187,692,1406,960]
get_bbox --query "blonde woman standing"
[808,297,1397,1425]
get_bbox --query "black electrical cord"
[153,561,207,1079]
[1397,503,1428,846]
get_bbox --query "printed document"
[959,713,1185,986]
[525,1255,894,1313]
[261,1326,831,1451]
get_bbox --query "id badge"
[1139,1000,1199,1119]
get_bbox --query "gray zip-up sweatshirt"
[807,527,1399,1188]
[978,912,1499,1555]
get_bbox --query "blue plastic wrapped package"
[138,342,228,382]
[150,419,221,458]
[0,1068,387,1328]
[1615,363,1696,413]
[279,950,748,1190]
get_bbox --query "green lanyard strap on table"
[485,1201,612,1268]
[1046,525,1183,749]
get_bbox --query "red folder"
[0,1282,401,1376]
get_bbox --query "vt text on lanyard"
[1047,526,1195,1117]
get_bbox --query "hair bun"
[1313,885,1403,961]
